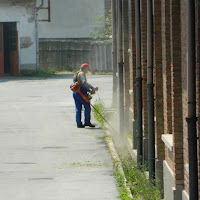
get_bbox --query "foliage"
[92,98,106,129]
[89,10,112,40]
[114,168,133,200]
[126,132,133,141]
[35,68,58,77]
[120,155,161,200]
[20,67,73,77]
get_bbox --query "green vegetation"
[126,132,133,142]
[92,98,106,129]
[114,168,133,200]
[20,67,73,77]
[90,10,112,40]
[35,68,58,77]
[92,100,161,200]
[20,67,113,77]
[91,71,113,75]
[116,155,161,200]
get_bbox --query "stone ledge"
[182,190,189,200]
[161,134,173,151]
[185,164,189,174]
[129,89,133,95]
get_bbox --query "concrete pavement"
[0,74,119,200]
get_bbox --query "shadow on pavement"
[0,73,74,83]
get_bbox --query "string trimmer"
[90,102,114,130]
[70,82,114,129]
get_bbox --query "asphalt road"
[0,74,119,200]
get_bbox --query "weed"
[126,132,133,141]
[89,10,112,40]
[35,68,57,77]
[72,68,80,73]
[120,155,161,200]
[92,98,106,129]
[91,71,113,75]
[93,101,161,200]
[114,168,133,200]
[20,67,74,77]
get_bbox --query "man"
[73,63,98,128]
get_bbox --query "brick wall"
[196,1,200,199]
[170,0,184,188]
[165,146,173,170]
[162,0,172,136]
[128,0,137,120]
[141,0,148,138]
[122,0,130,131]
[154,0,165,160]
[181,0,189,195]
[162,0,173,173]
[116,0,200,198]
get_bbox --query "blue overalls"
[73,74,91,126]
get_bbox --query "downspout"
[112,0,117,107]
[135,0,143,166]
[35,0,44,72]
[186,0,199,199]
[147,0,155,182]
[118,0,124,134]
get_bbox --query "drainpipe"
[135,0,143,166]
[35,0,44,72]
[186,1,199,199]
[147,0,155,182]
[112,0,117,107]
[117,0,124,134]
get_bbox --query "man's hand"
[91,87,98,94]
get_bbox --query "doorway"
[0,22,19,76]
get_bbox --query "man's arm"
[79,73,94,90]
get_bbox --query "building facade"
[0,0,37,76]
[112,0,200,199]
[38,0,112,72]
[38,0,105,39]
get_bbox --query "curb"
[105,131,134,199]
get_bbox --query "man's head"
[80,63,90,73]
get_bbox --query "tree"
[90,10,112,40]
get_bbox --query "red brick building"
[112,0,200,199]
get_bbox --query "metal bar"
[136,77,143,165]
[135,0,142,78]
[147,83,155,181]
[135,0,143,166]
[118,0,124,134]
[147,0,155,182]
[48,0,51,22]
[90,103,114,130]
[38,0,51,22]
[35,0,44,72]
[35,11,39,72]
[186,0,198,199]
[36,0,44,10]
[186,117,198,200]
[118,61,124,134]
[112,0,117,107]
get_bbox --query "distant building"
[38,0,105,39]
[38,0,112,72]
[0,0,112,76]
[0,0,36,76]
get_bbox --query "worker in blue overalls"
[73,63,98,128]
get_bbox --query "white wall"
[38,0,105,38]
[0,1,36,70]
